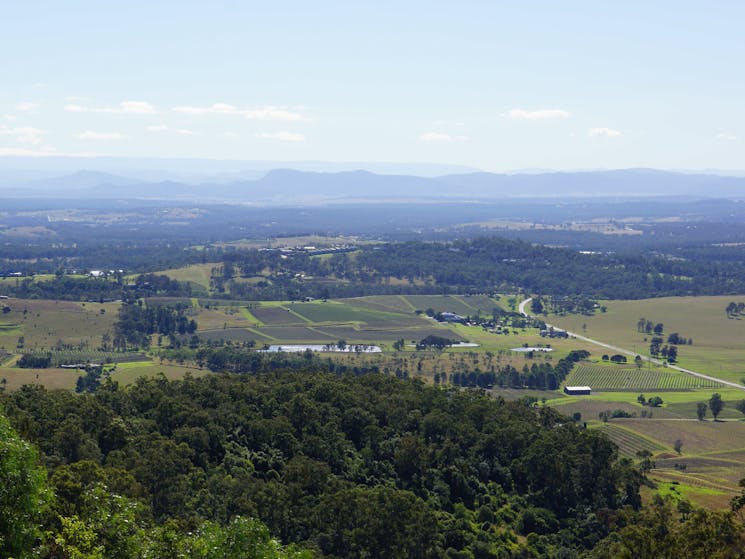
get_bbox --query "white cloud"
[173,103,240,115]
[0,125,45,145]
[119,101,157,114]
[76,130,129,141]
[223,131,238,138]
[14,102,38,112]
[505,108,571,120]
[588,127,622,137]
[254,131,305,142]
[420,132,452,142]
[173,103,307,121]
[419,132,468,142]
[716,132,737,141]
[65,101,157,114]
[146,125,194,135]
[244,106,306,121]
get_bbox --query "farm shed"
[564,386,592,396]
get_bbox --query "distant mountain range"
[2,163,745,203]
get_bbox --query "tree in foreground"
[696,402,707,421]
[709,393,725,420]
[0,414,50,558]
[735,399,745,417]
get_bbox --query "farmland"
[155,263,215,293]
[567,363,723,391]
[548,295,745,384]
[0,299,119,351]
[597,423,667,457]
[192,297,467,347]
[3,289,745,511]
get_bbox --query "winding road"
[519,297,745,391]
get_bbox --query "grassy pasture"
[0,367,83,391]
[548,295,745,383]
[650,480,732,510]
[111,360,209,384]
[193,307,249,330]
[0,299,118,351]
[151,263,215,291]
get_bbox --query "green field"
[111,361,210,385]
[548,295,745,383]
[148,263,215,291]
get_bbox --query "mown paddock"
[251,306,308,325]
[403,295,484,316]
[287,302,422,327]
[567,364,723,391]
[343,295,417,314]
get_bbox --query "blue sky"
[1,1,744,171]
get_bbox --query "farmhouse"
[440,312,466,323]
[564,386,592,396]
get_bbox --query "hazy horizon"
[2,2,744,172]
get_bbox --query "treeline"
[450,350,590,390]
[218,236,745,300]
[0,272,192,302]
[10,235,745,303]
[113,301,197,350]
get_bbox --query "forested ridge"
[8,235,745,303]
[2,372,744,558]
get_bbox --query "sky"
[1,1,744,172]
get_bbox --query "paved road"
[519,297,745,391]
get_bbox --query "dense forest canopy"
[2,372,743,558]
